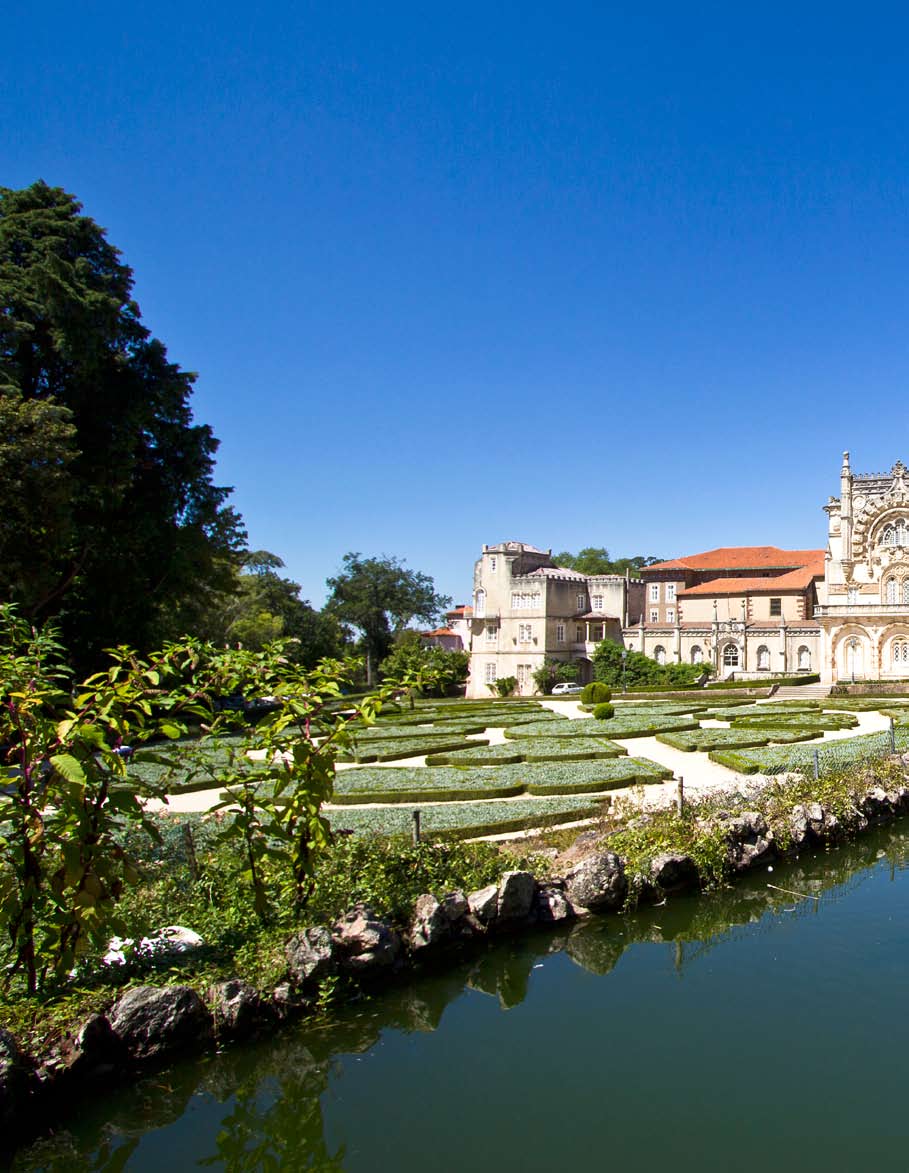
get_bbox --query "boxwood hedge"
[657,727,822,753]
[325,796,606,839]
[426,737,627,766]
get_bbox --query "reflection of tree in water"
[197,1052,343,1173]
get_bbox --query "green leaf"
[50,753,86,784]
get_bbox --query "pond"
[14,824,909,1171]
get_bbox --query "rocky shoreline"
[3,758,909,1155]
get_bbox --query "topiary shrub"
[581,682,612,705]
[592,702,615,720]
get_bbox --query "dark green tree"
[380,633,470,700]
[201,551,347,665]
[555,548,663,575]
[325,553,451,683]
[0,181,244,668]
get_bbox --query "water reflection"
[13,821,909,1171]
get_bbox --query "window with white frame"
[649,584,659,603]
[511,593,522,609]
[893,640,909,666]
[902,581,909,605]
[665,583,676,601]
[654,645,666,665]
[474,589,486,618]
[887,578,898,604]
[556,623,565,643]
[592,594,603,611]
[485,623,498,643]
[882,519,909,546]
[650,609,659,623]
[769,598,782,617]
[666,608,675,624]
[484,662,497,684]
[591,624,603,641]
[757,645,770,670]
[575,624,584,641]
[518,623,532,643]
[577,593,586,610]
[723,644,739,667]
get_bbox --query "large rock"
[497,871,537,922]
[108,985,213,1061]
[332,905,401,973]
[564,853,627,912]
[410,891,473,950]
[210,979,277,1040]
[534,882,575,924]
[468,884,499,925]
[789,802,840,850]
[650,852,699,892]
[723,812,775,873]
[858,787,896,824]
[286,926,337,985]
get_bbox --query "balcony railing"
[814,603,909,617]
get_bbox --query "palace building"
[465,453,908,696]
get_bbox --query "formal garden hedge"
[729,712,858,731]
[657,726,822,753]
[325,795,608,839]
[327,757,672,805]
[708,726,909,774]
[426,737,627,765]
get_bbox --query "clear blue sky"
[5,2,909,609]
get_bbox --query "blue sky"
[5,2,909,609]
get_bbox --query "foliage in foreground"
[0,608,382,997]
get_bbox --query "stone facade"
[465,454,909,693]
[465,542,644,697]
[627,545,824,678]
[816,452,909,683]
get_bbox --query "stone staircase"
[772,683,831,700]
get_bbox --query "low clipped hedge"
[426,737,626,766]
[580,682,612,705]
[701,702,821,721]
[657,727,822,753]
[592,703,615,720]
[325,796,606,839]
[730,712,858,731]
[708,726,909,775]
[338,736,487,763]
[525,757,671,794]
[504,715,699,740]
[329,758,669,804]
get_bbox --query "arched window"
[798,645,811,670]
[654,645,666,665]
[883,519,909,546]
[722,644,739,668]
[902,580,909,605]
[883,524,896,546]
[474,589,486,618]
[690,645,703,665]
[892,640,909,666]
[757,645,770,670]
[886,578,898,604]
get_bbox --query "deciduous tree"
[325,553,451,683]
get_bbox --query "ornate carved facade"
[817,453,909,682]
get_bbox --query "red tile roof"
[423,627,459,637]
[678,564,822,596]
[647,547,824,573]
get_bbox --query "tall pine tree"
[0,181,244,667]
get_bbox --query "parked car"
[551,682,584,695]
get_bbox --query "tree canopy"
[199,551,347,665]
[555,547,663,576]
[325,553,451,682]
[0,181,244,668]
